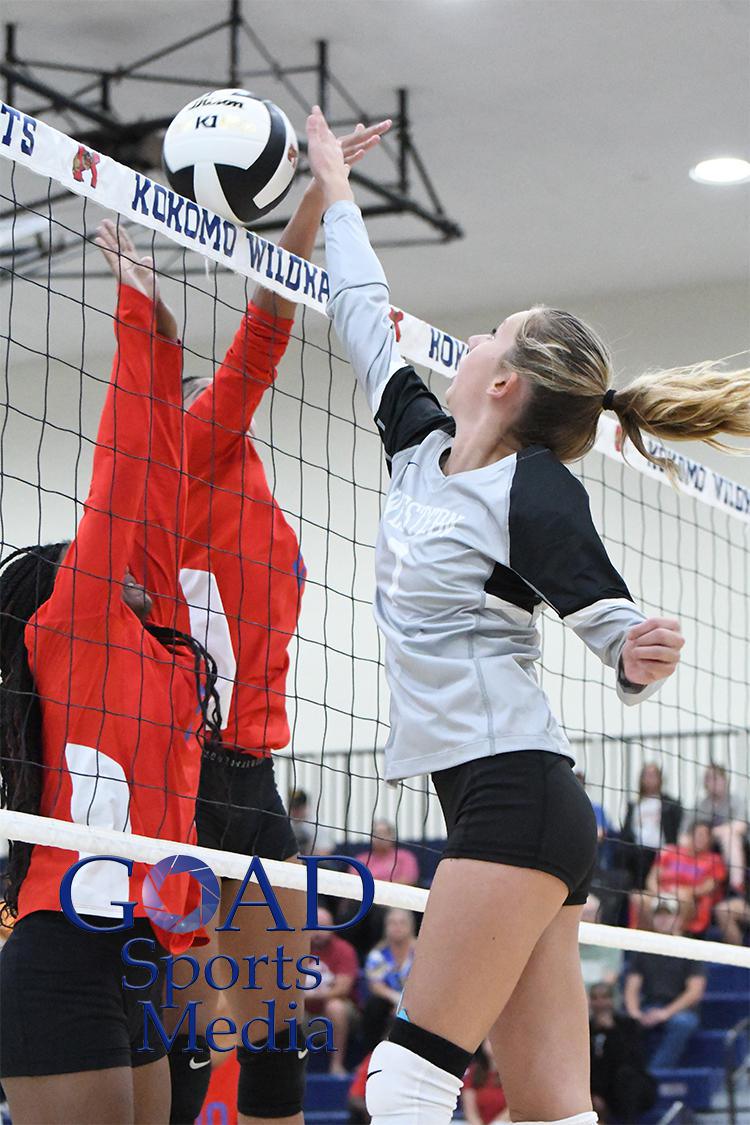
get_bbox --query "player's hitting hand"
[621,617,684,685]
[95,219,178,340]
[304,111,390,210]
[306,105,357,207]
[338,118,392,168]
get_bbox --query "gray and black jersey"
[324,200,659,782]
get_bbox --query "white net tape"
[2,810,749,967]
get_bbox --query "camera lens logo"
[142,855,220,933]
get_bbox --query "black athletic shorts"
[0,912,167,1077]
[432,750,598,905]
[196,748,299,863]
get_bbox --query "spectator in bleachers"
[622,763,682,889]
[341,822,420,958]
[624,903,707,1070]
[461,1040,509,1124]
[683,763,748,894]
[307,905,360,1075]
[354,819,419,885]
[589,981,657,1124]
[631,821,726,934]
[362,908,417,1049]
[579,894,623,990]
[288,788,335,855]
[715,871,750,945]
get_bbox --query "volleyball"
[162,88,298,226]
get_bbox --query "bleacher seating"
[304,835,749,1124]
[302,958,749,1123]
[635,962,750,1122]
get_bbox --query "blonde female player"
[307,105,750,1125]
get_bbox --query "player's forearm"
[91,289,173,537]
[324,199,405,417]
[251,182,325,319]
[74,287,178,597]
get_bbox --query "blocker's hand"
[95,219,178,339]
[620,617,684,686]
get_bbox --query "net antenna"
[0,0,463,280]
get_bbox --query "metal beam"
[317,40,329,116]
[1,2,463,249]
[229,0,241,87]
[397,88,409,195]
[4,23,16,103]
[295,140,463,239]
[0,61,125,132]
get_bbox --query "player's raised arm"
[307,105,401,414]
[50,222,182,622]
[252,118,391,322]
[309,107,452,461]
[94,220,188,632]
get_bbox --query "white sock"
[513,1114,598,1125]
[365,1039,463,1124]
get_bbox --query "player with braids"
[164,120,391,1125]
[0,223,222,1125]
[307,105,750,1125]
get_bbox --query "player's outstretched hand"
[621,617,684,685]
[338,118,392,169]
[306,106,353,206]
[95,219,178,340]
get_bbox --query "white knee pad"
[515,1114,598,1125]
[365,1039,463,1125]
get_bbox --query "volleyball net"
[1,105,749,965]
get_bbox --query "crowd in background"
[0,766,745,1124]
[286,760,748,1123]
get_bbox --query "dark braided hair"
[0,543,65,918]
[0,543,223,920]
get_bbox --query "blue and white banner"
[2,101,748,524]
[0,101,464,379]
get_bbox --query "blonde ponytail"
[612,356,750,472]
[507,306,750,471]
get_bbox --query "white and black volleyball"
[162,89,298,226]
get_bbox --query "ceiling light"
[689,157,750,185]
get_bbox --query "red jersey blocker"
[0,284,216,1084]
[180,301,306,859]
[18,286,204,955]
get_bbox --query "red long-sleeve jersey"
[18,286,203,953]
[181,303,305,754]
